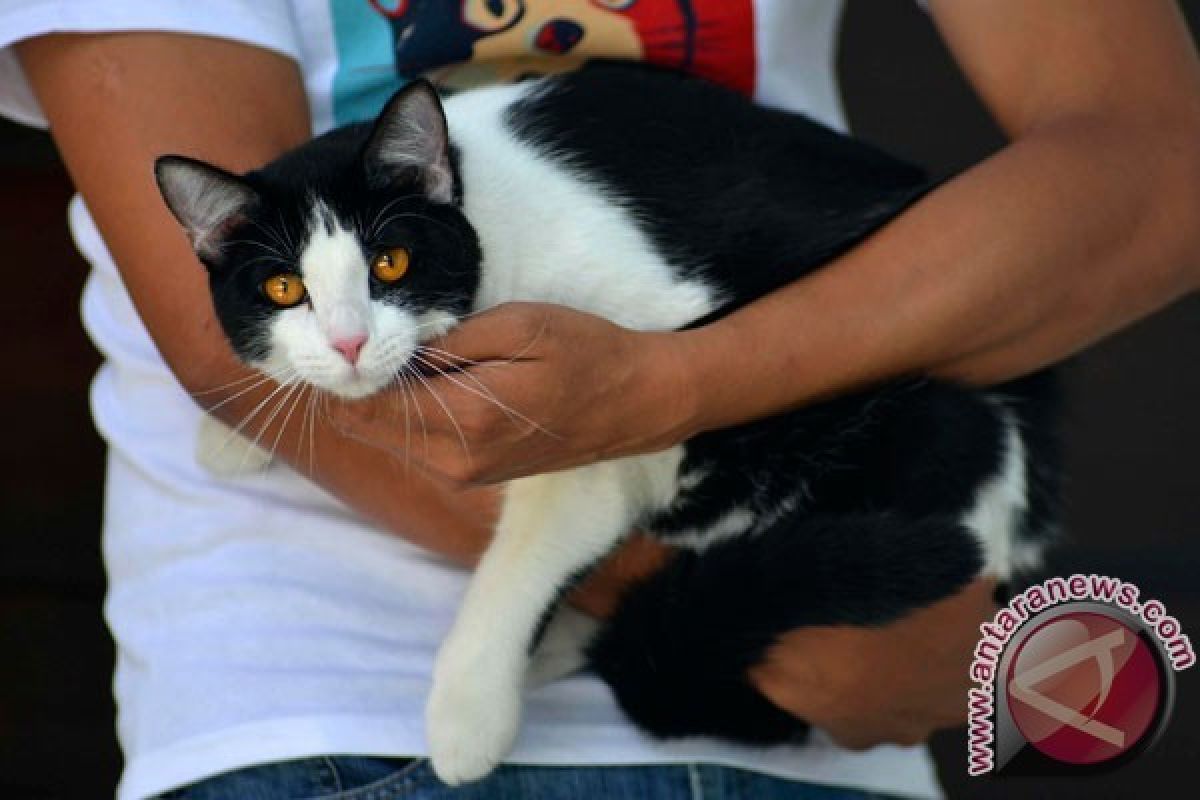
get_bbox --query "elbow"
[1177,146,1200,294]
[1054,100,1200,298]
[1119,107,1200,301]
[1157,109,1200,295]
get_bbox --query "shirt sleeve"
[0,0,301,128]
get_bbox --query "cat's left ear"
[364,80,455,204]
[155,155,260,261]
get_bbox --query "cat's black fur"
[594,374,1057,741]
[158,61,1059,747]
[508,64,1057,741]
[508,64,932,322]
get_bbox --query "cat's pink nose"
[332,333,368,365]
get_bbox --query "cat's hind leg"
[588,511,984,743]
[526,606,602,689]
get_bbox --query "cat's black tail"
[586,512,984,744]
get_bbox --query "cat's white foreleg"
[426,467,630,784]
[426,450,681,785]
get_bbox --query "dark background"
[0,2,1196,798]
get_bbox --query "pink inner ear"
[194,212,251,258]
[214,213,249,243]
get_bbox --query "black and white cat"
[155,62,1058,785]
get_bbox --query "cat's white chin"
[323,374,392,400]
[255,360,394,401]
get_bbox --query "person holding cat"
[2,1,1198,799]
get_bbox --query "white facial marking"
[260,201,429,398]
[302,201,370,341]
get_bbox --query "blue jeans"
[155,756,895,799]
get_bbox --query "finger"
[427,302,552,364]
[333,383,544,486]
[336,408,488,485]
[330,382,469,453]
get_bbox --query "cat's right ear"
[363,80,455,204]
[154,156,259,261]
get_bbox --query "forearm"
[677,0,1200,433]
[215,380,499,563]
[679,109,1200,434]
[584,119,1194,616]
[18,33,497,565]
[324,106,1200,487]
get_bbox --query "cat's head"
[155,81,481,399]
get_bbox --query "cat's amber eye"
[372,247,411,283]
[262,273,307,307]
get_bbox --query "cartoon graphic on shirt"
[367,0,530,82]
[331,0,754,124]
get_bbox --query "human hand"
[748,578,997,749]
[331,302,700,485]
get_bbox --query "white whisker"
[231,377,298,441]
[225,237,286,260]
[390,368,414,472]
[270,383,309,463]
[296,384,313,475]
[366,194,422,240]
[203,371,292,415]
[192,371,268,396]
[408,364,471,464]
[413,351,559,440]
[248,380,304,469]
[371,210,466,243]
[400,368,431,461]
[414,344,485,369]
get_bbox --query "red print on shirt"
[368,0,756,97]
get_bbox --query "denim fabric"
[156,756,896,800]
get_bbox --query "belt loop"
[687,763,705,800]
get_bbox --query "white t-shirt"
[0,2,942,798]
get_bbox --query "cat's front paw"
[195,414,273,476]
[426,645,522,786]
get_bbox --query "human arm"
[14,34,988,750]
[327,0,1200,748]
[15,32,501,565]
[334,0,1200,486]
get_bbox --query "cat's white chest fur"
[423,88,721,784]
[446,85,720,330]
